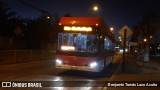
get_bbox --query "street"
[0,53,122,90]
[0,53,160,90]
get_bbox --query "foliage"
[131,11,160,43]
[0,2,17,37]
[131,11,160,57]
[0,1,60,50]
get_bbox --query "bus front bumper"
[56,64,99,72]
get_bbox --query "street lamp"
[85,3,101,16]
[144,38,147,42]
[150,35,152,39]
[86,5,99,16]
[47,16,50,19]
[93,6,98,11]
[110,27,114,32]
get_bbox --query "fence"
[0,50,56,64]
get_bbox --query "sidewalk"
[104,54,160,90]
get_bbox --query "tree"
[0,1,60,50]
[25,14,60,50]
[0,1,17,37]
[132,11,160,65]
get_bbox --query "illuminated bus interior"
[58,33,98,53]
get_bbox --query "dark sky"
[1,0,160,31]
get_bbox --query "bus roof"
[59,17,103,26]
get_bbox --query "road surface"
[0,53,122,90]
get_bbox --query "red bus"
[55,17,115,72]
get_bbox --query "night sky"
[1,0,160,31]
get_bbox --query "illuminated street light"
[93,6,98,11]
[86,4,100,16]
[150,35,152,39]
[110,27,114,32]
[47,16,50,19]
[144,38,147,42]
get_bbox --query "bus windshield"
[58,32,98,53]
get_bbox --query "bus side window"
[104,37,111,50]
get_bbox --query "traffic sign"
[119,25,133,73]
[119,25,133,38]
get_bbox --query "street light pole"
[143,37,150,67]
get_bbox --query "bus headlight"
[56,59,62,65]
[89,62,97,68]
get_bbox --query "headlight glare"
[56,59,62,64]
[89,62,97,68]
